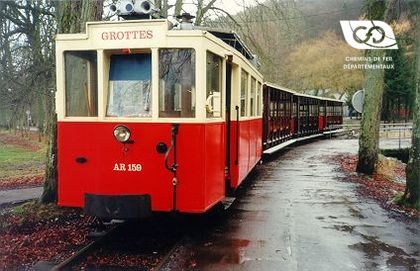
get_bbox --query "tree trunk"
[41,0,103,203]
[356,0,396,175]
[41,108,57,203]
[404,12,420,206]
[357,49,385,174]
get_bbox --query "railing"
[343,121,413,149]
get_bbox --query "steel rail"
[51,223,124,270]
[154,235,187,271]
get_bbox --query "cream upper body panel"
[56,19,263,122]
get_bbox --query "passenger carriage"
[262,83,344,152]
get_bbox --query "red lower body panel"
[57,122,225,213]
[319,116,325,131]
[229,118,263,188]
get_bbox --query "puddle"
[349,234,418,270]
[348,206,366,219]
[333,224,355,233]
[192,239,251,265]
[322,224,355,233]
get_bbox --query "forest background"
[0,0,417,132]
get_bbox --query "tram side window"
[250,77,256,116]
[257,82,262,116]
[240,70,248,117]
[65,51,98,117]
[107,53,152,117]
[206,51,223,118]
[159,49,195,118]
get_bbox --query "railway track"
[153,236,186,271]
[34,223,126,270]
[33,203,232,270]
[51,224,124,271]
[33,218,187,270]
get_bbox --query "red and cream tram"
[55,15,343,219]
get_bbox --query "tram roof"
[197,27,255,61]
[264,82,343,103]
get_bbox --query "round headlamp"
[113,125,131,143]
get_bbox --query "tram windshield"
[64,51,98,117]
[106,53,152,117]
[159,49,195,118]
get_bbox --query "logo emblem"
[340,20,398,49]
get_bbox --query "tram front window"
[65,51,98,117]
[106,53,152,118]
[159,49,195,118]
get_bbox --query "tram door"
[225,61,233,179]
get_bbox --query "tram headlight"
[113,125,131,143]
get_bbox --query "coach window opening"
[320,101,325,116]
[106,50,152,118]
[64,50,98,117]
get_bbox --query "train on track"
[55,1,343,220]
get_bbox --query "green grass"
[12,200,60,217]
[0,142,44,163]
[0,142,46,179]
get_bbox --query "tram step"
[222,197,236,210]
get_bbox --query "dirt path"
[0,187,43,207]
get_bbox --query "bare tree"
[0,1,55,134]
[41,0,104,203]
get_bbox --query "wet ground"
[162,138,419,271]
